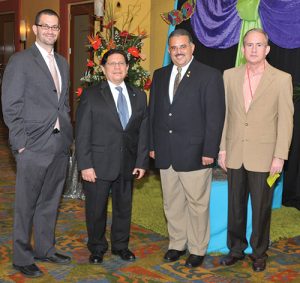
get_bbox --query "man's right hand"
[218,151,227,172]
[81,168,97,183]
[149,151,155,159]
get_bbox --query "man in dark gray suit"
[1,9,73,278]
[149,29,225,268]
[75,49,148,264]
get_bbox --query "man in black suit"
[1,9,72,278]
[75,49,148,264]
[149,29,225,268]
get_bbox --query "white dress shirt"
[107,80,132,117]
[35,42,62,92]
[169,56,194,103]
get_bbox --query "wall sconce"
[20,20,27,42]
[94,0,104,17]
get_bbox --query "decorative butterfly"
[161,0,196,26]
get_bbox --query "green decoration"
[235,0,262,66]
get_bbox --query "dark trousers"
[83,176,133,255]
[13,133,69,266]
[227,165,274,259]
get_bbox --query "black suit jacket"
[149,59,225,171]
[1,44,73,153]
[75,81,149,181]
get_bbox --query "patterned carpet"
[1,120,300,282]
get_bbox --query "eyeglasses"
[244,43,267,49]
[106,62,127,67]
[35,24,60,31]
[169,44,189,52]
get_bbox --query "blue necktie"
[116,86,129,129]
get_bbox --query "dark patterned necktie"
[173,66,182,96]
[116,86,129,129]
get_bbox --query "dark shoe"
[220,254,245,266]
[163,249,186,262]
[13,263,43,278]
[185,254,204,268]
[112,248,136,261]
[35,253,71,264]
[89,254,103,264]
[252,258,266,272]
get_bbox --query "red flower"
[144,78,152,90]
[128,46,140,58]
[107,39,116,50]
[86,60,94,67]
[77,87,83,97]
[120,30,130,37]
[103,20,116,29]
[87,35,101,50]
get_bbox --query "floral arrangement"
[77,2,151,96]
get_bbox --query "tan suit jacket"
[220,63,294,172]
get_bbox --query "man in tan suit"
[218,28,294,272]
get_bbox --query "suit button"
[245,123,248,126]
[168,113,172,116]
[169,130,173,134]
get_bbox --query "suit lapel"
[172,60,195,104]
[234,65,247,112]
[164,65,173,106]
[251,63,274,105]
[31,45,54,85]
[125,83,138,129]
[100,81,121,125]
[31,45,64,103]
[55,53,67,100]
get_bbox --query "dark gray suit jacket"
[75,81,149,181]
[1,44,73,153]
[149,58,225,171]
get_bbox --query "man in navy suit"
[2,9,72,278]
[76,49,148,264]
[149,29,225,268]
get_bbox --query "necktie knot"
[177,66,182,74]
[116,86,129,129]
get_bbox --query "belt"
[53,128,60,134]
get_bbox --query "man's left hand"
[202,156,214,166]
[270,157,284,176]
[132,168,146,179]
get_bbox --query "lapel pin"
[187,71,191,78]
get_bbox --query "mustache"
[175,54,184,57]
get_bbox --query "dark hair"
[168,28,194,44]
[101,49,129,66]
[243,28,269,46]
[35,9,60,25]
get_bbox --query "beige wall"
[150,0,173,73]
[21,0,59,48]
[109,0,173,74]
[20,0,173,75]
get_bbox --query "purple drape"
[191,0,300,49]
[259,0,300,49]
[190,0,241,49]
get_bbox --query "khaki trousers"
[160,166,212,255]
